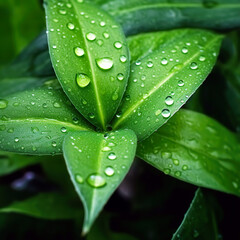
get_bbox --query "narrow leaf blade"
[112,29,222,140]
[63,129,137,234]
[45,0,130,129]
[0,84,93,155]
[137,109,240,197]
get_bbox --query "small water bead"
[120,55,127,63]
[232,181,238,189]
[88,113,95,119]
[66,3,72,8]
[173,159,179,166]
[165,96,174,106]
[162,109,171,118]
[112,91,119,101]
[102,146,111,152]
[31,127,39,133]
[61,127,67,133]
[52,45,57,49]
[108,152,116,160]
[100,21,106,27]
[75,174,84,184]
[104,167,115,176]
[14,137,19,143]
[178,80,184,87]
[77,0,84,2]
[155,109,161,116]
[190,62,198,70]
[147,61,153,68]
[74,47,85,57]
[76,73,90,88]
[52,141,57,147]
[59,9,67,15]
[114,41,122,49]
[161,58,168,65]
[0,99,8,109]
[87,174,106,188]
[135,60,141,66]
[163,168,171,175]
[97,39,103,46]
[7,128,14,133]
[174,171,181,177]
[96,58,113,70]
[86,32,96,41]
[67,23,75,30]
[117,73,124,81]
[182,165,188,171]
[199,56,206,62]
[0,125,6,131]
[181,47,188,54]
[103,32,109,39]
[53,102,61,108]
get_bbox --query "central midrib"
[113,35,220,129]
[72,1,105,129]
[107,2,240,15]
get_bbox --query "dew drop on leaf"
[174,171,181,177]
[232,181,238,189]
[86,32,96,41]
[102,146,111,152]
[178,80,184,87]
[31,127,39,133]
[0,99,8,109]
[117,73,124,81]
[88,113,95,119]
[7,128,14,133]
[182,165,188,171]
[87,174,106,188]
[67,22,75,30]
[108,152,117,160]
[14,137,19,143]
[147,61,153,68]
[162,109,171,118]
[165,96,174,106]
[75,174,84,184]
[199,56,206,61]
[103,32,109,39]
[76,73,91,88]
[155,109,161,116]
[100,21,106,27]
[104,167,115,176]
[114,41,122,49]
[97,39,103,46]
[173,159,179,165]
[96,58,113,70]
[59,9,66,15]
[53,102,61,108]
[161,58,168,65]
[190,62,198,70]
[181,47,188,54]
[0,125,6,131]
[74,47,85,57]
[61,127,67,133]
[120,55,127,63]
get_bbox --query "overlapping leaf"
[45,0,130,129]
[137,109,240,196]
[112,29,222,140]
[0,83,93,155]
[63,129,137,234]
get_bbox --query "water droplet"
[117,73,124,81]
[182,165,188,171]
[114,41,122,49]
[87,174,106,188]
[86,32,96,41]
[7,128,14,133]
[97,39,103,46]
[120,55,127,63]
[76,73,90,88]
[105,167,115,176]
[165,96,174,106]
[31,127,39,133]
[193,229,199,238]
[59,9,66,15]
[147,61,153,68]
[88,113,95,119]
[96,58,113,70]
[103,32,109,39]
[53,102,61,108]
[173,159,179,165]
[0,99,8,109]
[199,56,206,62]
[178,80,184,87]
[14,137,19,143]
[162,109,171,118]
[108,152,116,160]
[66,3,72,8]
[161,58,168,65]
[181,47,188,54]
[75,174,84,184]
[61,127,67,133]
[155,109,161,116]
[52,141,57,147]
[174,171,181,177]
[74,47,85,57]
[52,45,57,49]
[100,21,106,27]
[0,124,6,131]
[102,146,111,152]
[232,181,238,189]
[112,91,119,101]
[190,62,198,70]
[163,168,171,174]
[67,23,75,30]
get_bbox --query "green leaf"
[63,129,137,234]
[0,192,82,220]
[172,188,219,240]
[45,0,130,129]
[0,84,93,155]
[101,0,240,35]
[112,29,222,141]
[0,152,42,176]
[137,109,240,197]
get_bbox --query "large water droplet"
[86,32,96,41]
[120,55,127,63]
[61,127,67,133]
[161,58,168,65]
[14,137,19,143]
[96,58,113,70]
[76,73,90,88]
[75,174,84,183]
[59,9,67,15]
[178,80,184,87]
[117,73,124,81]
[190,62,198,70]
[181,47,188,54]
[102,146,111,152]
[108,152,116,160]
[53,102,61,108]
[74,47,85,57]
[114,41,122,49]
[67,23,75,30]
[105,167,115,176]
[162,109,171,118]
[165,96,174,106]
[147,61,153,68]
[103,32,109,39]
[87,174,106,188]
[199,56,206,62]
[0,99,8,109]
[88,113,95,119]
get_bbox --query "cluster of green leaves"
[1,0,240,238]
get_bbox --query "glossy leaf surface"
[172,189,219,240]
[112,29,222,140]
[0,192,82,220]
[63,129,137,234]
[101,0,240,35]
[137,109,240,196]
[0,152,42,176]
[0,84,93,155]
[45,0,130,129]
